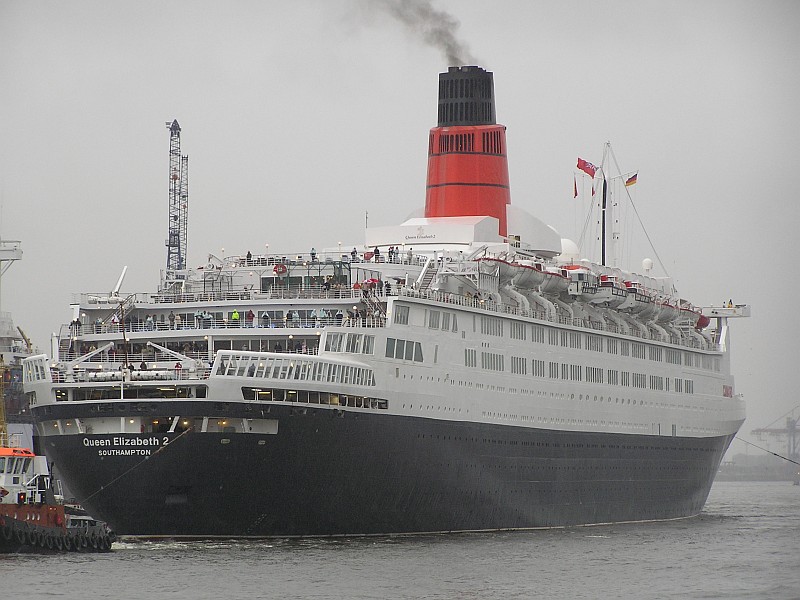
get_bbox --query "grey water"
[2,481,798,600]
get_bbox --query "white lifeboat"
[655,298,680,323]
[564,264,599,302]
[592,275,628,308]
[476,257,517,286]
[540,266,569,295]
[619,280,652,314]
[677,300,704,328]
[511,260,546,289]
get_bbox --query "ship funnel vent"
[437,66,495,127]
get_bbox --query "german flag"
[625,173,638,187]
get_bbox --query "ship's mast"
[601,176,608,266]
[165,120,189,273]
[599,142,612,267]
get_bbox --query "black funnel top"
[437,66,495,127]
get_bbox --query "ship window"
[394,306,409,325]
[586,334,602,352]
[465,348,477,367]
[568,332,580,348]
[532,359,545,377]
[326,333,344,352]
[345,333,362,353]
[362,335,375,355]
[0,457,4,472]
[511,356,526,374]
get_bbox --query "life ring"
[273,264,288,276]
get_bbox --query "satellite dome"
[559,238,580,263]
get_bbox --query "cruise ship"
[22,66,749,537]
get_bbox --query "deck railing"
[61,314,387,338]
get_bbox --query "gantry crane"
[165,119,189,273]
[751,406,800,464]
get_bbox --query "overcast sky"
[1,0,798,453]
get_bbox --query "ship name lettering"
[97,449,153,457]
[83,438,110,447]
[112,436,160,447]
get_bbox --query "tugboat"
[0,440,115,553]
[0,237,114,553]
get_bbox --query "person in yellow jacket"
[231,309,240,327]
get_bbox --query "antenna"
[165,119,189,272]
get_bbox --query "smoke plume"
[375,0,478,66]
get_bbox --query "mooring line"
[734,435,800,466]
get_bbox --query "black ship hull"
[35,401,733,537]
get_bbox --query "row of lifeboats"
[476,256,704,328]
